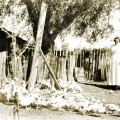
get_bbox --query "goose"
[40,79,51,89]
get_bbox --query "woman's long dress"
[108,44,120,86]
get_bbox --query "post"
[28,1,48,90]
[12,33,17,77]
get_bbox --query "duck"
[31,85,41,99]
[33,95,44,109]
[0,83,12,103]
[105,104,119,114]
[67,81,83,92]
[16,90,34,109]
[112,108,120,116]
[106,104,119,110]
[97,106,107,114]
[78,99,89,115]
[86,100,108,115]
[49,93,67,110]
[58,78,68,89]
[40,79,51,89]
[33,95,49,109]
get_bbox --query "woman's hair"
[114,36,120,42]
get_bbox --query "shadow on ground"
[79,81,120,90]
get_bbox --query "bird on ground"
[0,83,12,103]
[16,89,34,109]
[105,104,119,115]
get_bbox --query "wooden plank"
[0,52,7,87]
[12,33,17,77]
[67,54,76,81]
[37,56,44,83]
[0,52,2,87]
[16,57,23,80]
[23,56,28,81]
[61,57,67,81]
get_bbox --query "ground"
[0,80,120,120]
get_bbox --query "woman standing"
[107,37,120,90]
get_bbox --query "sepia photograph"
[0,0,120,120]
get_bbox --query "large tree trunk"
[28,1,48,91]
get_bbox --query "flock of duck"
[0,77,120,117]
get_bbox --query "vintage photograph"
[0,0,120,120]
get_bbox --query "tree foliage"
[26,0,117,52]
[0,0,119,53]
[0,0,34,41]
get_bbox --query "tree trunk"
[28,1,48,90]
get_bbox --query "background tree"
[22,0,115,53]
[1,0,116,53]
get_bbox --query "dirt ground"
[0,80,120,120]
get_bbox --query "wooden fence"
[0,49,82,87]
[53,49,109,82]
[0,48,109,88]
[0,52,6,87]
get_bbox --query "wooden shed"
[0,27,34,87]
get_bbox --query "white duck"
[58,78,68,89]
[78,99,89,115]
[0,83,12,103]
[87,100,107,115]
[16,89,34,109]
[50,95,66,111]
[67,81,83,92]
[105,104,119,114]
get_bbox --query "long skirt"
[108,53,120,86]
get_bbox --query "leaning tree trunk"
[28,1,48,91]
